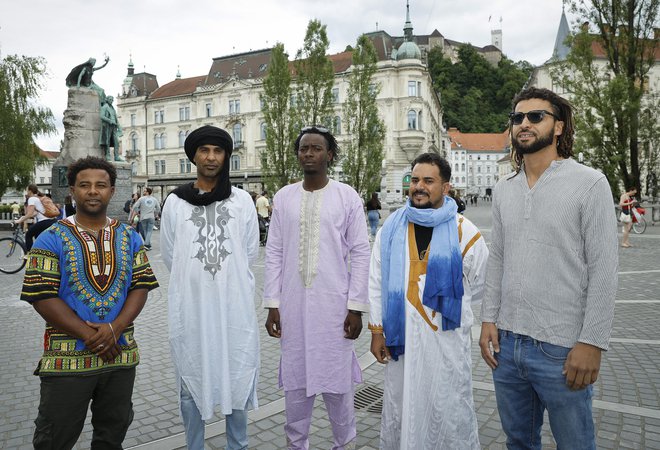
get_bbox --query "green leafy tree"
[293,20,335,129]
[342,35,386,200]
[260,43,300,192]
[0,54,55,197]
[550,0,660,198]
[428,45,532,132]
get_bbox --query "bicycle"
[0,224,27,274]
[631,206,647,234]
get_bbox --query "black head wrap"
[172,125,234,206]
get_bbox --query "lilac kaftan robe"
[264,180,371,395]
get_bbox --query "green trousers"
[33,367,136,450]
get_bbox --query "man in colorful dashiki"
[369,152,488,449]
[20,156,158,449]
[161,125,260,450]
[264,125,371,450]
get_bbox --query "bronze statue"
[99,96,124,162]
[65,56,109,101]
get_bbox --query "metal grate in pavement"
[354,384,383,414]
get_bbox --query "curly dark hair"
[67,156,117,186]
[510,87,575,172]
[293,126,339,165]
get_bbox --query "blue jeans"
[180,381,248,450]
[367,210,379,237]
[492,330,595,450]
[140,218,155,247]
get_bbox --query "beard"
[513,128,555,155]
[410,192,434,209]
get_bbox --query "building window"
[461,176,465,183]
[154,110,164,124]
[461,163,465,171]
[179,158,191,173]
[477,176,482,185]
[260,122,267,140]
[178,131,186,147]
[455,163,459,171]
[486,176,491,185]
[230,154,241,171]
[408,80,417,97]
[418,111,422,130]
[130,113,136,126]
[407,110,417,130]
[368,83,376,96]
[178,106,190,121]
[232,123,242,147]
[487,166,491,173]
[154,160,166,174]
[229,99,240,114]
[154,133,166,149]
[332,87,339,103]
[40,177,45,183]
[333,116,341,135]
[205,103,212,118]
[477,166,481,173]
[130,133,138,151]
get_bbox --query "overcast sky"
[2,0,572,151]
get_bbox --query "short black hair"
[293,126,340,165]
[67,156,117,186]
[411,152,451,182]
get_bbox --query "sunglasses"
[301,125,329,133]
[509,110,560,125]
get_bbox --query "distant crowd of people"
[16,87,620,449]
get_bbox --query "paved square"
[1,203,658,449]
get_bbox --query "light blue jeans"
[492,330,595,450]
[140,218,155,247]
[367,210,380,237]
[180,381,248,450]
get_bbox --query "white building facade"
[116,9,449,205]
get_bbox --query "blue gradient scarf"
[379,197,464,360]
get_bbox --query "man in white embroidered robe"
[161,126,260,450]
[264,126,370,449]
[369,153,488,450]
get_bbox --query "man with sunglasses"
[480,88,618,449]
[264,125,370,449]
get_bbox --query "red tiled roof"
[150,76,206,99]
[448,128,510,152]
[40,150,59,159]
[329,51,353,73]
[591,39,660,60]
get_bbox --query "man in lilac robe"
[264,126,371,450]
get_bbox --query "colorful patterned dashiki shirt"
[20,218,158,376]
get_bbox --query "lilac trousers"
[284,388,356,450]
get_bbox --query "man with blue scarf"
[368,153,488,449]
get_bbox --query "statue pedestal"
[51,87,132,221]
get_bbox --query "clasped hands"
[84,321,120,362]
